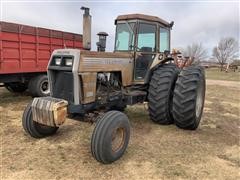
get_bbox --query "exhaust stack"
[81,6,91,50]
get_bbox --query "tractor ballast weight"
[22,8,206,164]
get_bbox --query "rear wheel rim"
[40,80,50,95]
[111,127,125,152]
[196,83,204,118]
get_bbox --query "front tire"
[22,103,58,138]
[91,111,130,164]
[148,64,180,124]
[172,66,205,130]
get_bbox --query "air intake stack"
[96,32,108,52]
[81,6,91,50]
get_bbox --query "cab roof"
[115,14,173,27]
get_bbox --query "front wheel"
[22,102,58,138]
[91,111,130,164]
[172,66,206,130]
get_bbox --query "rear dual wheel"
[148,64,205,130]
[148,64,180,124]
[172,66,205,130]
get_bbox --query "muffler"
[81,6,91,50]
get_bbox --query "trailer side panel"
[0,21,83,74]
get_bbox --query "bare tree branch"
[183,43,208,64]
[212,37,239,70]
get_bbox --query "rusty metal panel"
[79,51,134,86]
[80,72,97,104]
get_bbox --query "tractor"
[22,7,205,164]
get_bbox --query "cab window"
[159,27,170,52]
[137,23,156,52]
[115,22,135,51]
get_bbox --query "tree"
[183,43,208,64]
[231,59,240,66]
[212,37,239,71]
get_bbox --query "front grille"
[52,71,74,103]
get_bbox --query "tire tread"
[173,66,205,130]
[148,64,180,124]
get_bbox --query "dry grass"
[0,81,240,179]
[205,67,240,81]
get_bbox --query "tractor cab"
[114,14,174,81]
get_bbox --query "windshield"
[137,23,156,52]
[115,22,135,51]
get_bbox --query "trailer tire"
[173,66,205,130]
[148,64,180,124]
[4,82,27,93]
[91,111,130,164]
[28,75,50,97]
[22,102,58,138]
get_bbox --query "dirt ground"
[0,79,239,179]
[206,79,240,89]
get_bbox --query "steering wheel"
[129,45,140,51]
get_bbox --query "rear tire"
[4,82,27,93]
[28,75,50,97]
[91,111,130,164]
[22,102,58,138]
[148,64,180,124]
[172,66,205,130]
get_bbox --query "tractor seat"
[140,47,152,52]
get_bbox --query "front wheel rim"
[111,127,125,152]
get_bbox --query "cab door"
[134,22,157,81]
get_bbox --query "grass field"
[205,67,240,81]
[0,77,239,179]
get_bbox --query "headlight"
[65,58,73,66]
[55,58,61,65]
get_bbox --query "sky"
[1,0,239,57]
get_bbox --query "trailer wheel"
[28,75,50,97]
[148,64,180,124]
[4,82,27,93]
[22,102,58,138]
[173,66,205,130]
[91,111,130,164]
